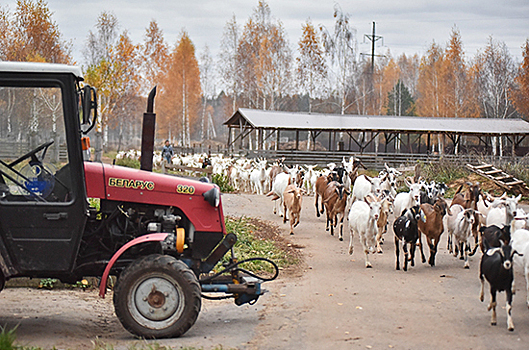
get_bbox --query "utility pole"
[363,22,384,74]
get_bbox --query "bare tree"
[474,36,517,119]
[83,11,119,66]
[199,44,216,140]
[218,15,240,113]
[319,4,358,115]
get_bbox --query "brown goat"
[283,184,303,235]
[315,174,334,217]
[323,181,350,240]
[418,197,451,266]
[376,195,394,253]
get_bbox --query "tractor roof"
[0,61,83,80]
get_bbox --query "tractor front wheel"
[113,254,201,338]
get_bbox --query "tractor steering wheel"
[9,140,55,168]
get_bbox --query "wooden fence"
[0,141,68,162]
[240,150,529,172]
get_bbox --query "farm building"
[224,108,529,157]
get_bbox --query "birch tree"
[319,4,358,115]
[218,15,240,113]
[199,45,216,140]
[297,19,327,113]
[444,27,479,118]
[416,41,445,117]
[237,1,292,110]
[142,20,168,95]
[159,31,201,146]
[474,36,516,119]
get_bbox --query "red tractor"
[0,62,276,338]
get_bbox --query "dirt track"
[2,193,529,349]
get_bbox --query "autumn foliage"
[2,0,528,149]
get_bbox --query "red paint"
[98,233,169,298]
[84,162,224,232]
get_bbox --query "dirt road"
[2,193,529,349]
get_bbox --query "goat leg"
[489,290,497,326]
[418,233,427,264]
[506,291,514,331]
[348,229,355,255]
[403,242,409,272]
[409,240,417,267]
[395,236,400,271]
[525,266,529,308]
[479,274,485,302]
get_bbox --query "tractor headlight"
[203,186,220,207]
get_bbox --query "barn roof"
[224,108,529,136]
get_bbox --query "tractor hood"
[84,162,224,232]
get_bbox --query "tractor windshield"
[0,85,72,202]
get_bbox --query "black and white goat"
[393,205,424,271]
[479,238,521,331]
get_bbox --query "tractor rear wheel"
[113,254,201,338]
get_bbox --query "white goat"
[486,194,521,227]
[351,174,387,203]
[379,163,401,198]
[511,228,529,308]
[303,165,317,195]
[249,159,267,195]
[266,172,292,217]
[446,204,479,268]
[348,194,382,268]
[393,179,423,218]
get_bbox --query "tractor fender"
[98,233,169,298]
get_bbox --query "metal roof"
[225,108,529,136]
[0,61,83,79]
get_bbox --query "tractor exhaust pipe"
[140,86,157,172]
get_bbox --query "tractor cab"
[0,61,277,339]
[0,62,88,277]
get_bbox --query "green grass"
[212,173,235,193]
[115,157,141,169]
[221,216,298,275]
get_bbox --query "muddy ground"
[2,192,529,350]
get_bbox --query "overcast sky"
[4,0,528,66]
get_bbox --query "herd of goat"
[118,150,529,331]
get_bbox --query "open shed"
[224,108,529,156]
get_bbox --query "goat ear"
[515,194,522,202]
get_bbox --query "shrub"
[115,157,140,169]
[212,173,235,193]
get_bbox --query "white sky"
[3,0,528,66]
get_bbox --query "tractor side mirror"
[82,85,98,134]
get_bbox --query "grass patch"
[221,216,301,276]
[212,173,235,193]
[115,156,141,169]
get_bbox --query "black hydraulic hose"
[199,257,279,284]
